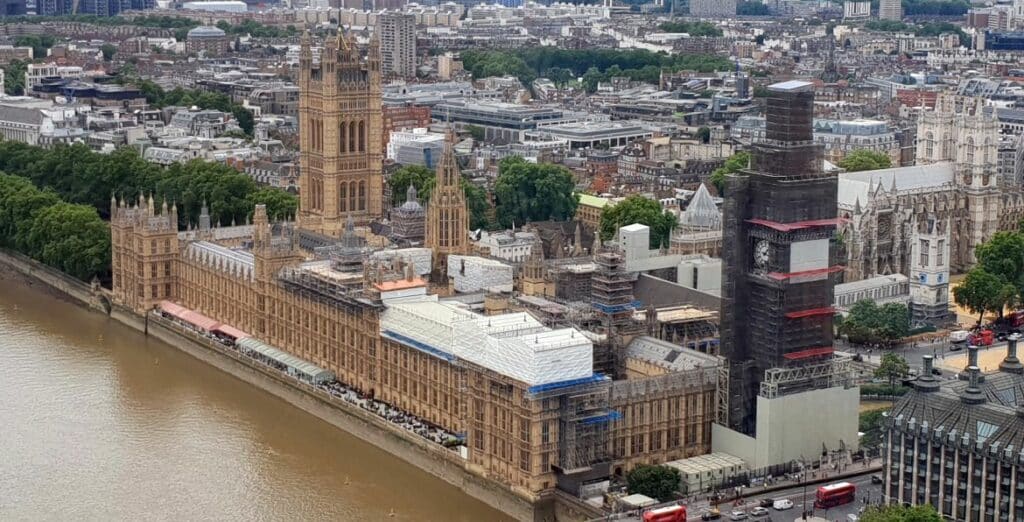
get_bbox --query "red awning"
[159,301,220,332]
[783,346,835,360]
[784,307,837,319]
[746,217,848,232]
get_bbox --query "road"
[841,337,1014,379]
[685,472,883,522]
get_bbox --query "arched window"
[349,121,357,153]
[339,122,347,153]
[358,120,365,152]
[925,132,933,158]
[339,182,348,212]
[965,137,975,165]
[358,181,366,211]
[984,137,993,164]
[349,181,357,212]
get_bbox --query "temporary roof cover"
[236,337,335,384]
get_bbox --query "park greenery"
[860,504,943,522]
[388,164,491,231]
[954,230,1024,324]
[116,73,254,135]
[493,156,578,229]
[626,465,681,502]
[15,35,57,58]
[0,141,297,227]
[838,150,892,172]
[737,1,771,15]
[460,48,732,92]
[599,195,677,249]
[657,21,722,37]
[0,173,110,282]
[215,20,299,38]
[839,300,911,345]
[709,151,750,195]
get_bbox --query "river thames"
[0,275,509,521]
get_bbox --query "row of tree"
[657,21,722,37]
[0,142,296,228]
[0,173,110,281]
[460,48,732,92]
[838,300,911,345]
[954,230,1024,324]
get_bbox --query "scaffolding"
[591,249,640,336]
[758,355,853,399]
[529,375,615,474]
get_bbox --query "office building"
[879,0,902,20]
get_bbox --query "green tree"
[859,409,887,449]
[840,300,910,344]
[3,59,27,95]
[463,182,492,231]
[954,267,1016,325]
[696,126,711,144]
[626,465,681,502]
[975,231,1024,300]
[15,35,56,58]
[875,352,910,389]
[599,195,677,249]
[100,43,117,61]
[838,150,892,172]
[658,21,723,37]
[246,187,298,221]
[493,156,577,228]
[860,504,942,522]
[709,151,750,195]
[465,125,485,142]
[24,202,110,281]
[389,165,436,206]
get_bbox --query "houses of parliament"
[109,32,725,505]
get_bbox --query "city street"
[684,472,883,522]
[840,337,1014,378]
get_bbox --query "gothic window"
[339,122,347,153]
[925,132,934,158]
[920,239,930,267]
[937,240,945,265]
[358,120,365,152]
[339,182,348,212]
[965,137,974,165]
[349,121,357,152]
[358,181,366,211]
[984,137,993,164]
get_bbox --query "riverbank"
[0,250,573,522]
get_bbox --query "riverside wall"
[0,250,574,522]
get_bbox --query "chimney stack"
[961,345,981,380]
[917,355,940,392]
[962,366,985,404]
[1001,334,1024,374]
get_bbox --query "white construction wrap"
[789,239,829,273]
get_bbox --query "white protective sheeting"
[789,239,829,273]
[380,299,593,386]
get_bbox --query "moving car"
[728,510,748,520]
[700,509,721,520]
[758,498,774,508]
[870,474,883,484]
[773,499,794,510]
[750,506,770,517]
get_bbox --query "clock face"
[754,240,770,268]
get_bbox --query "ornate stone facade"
[298,31,384,236]
[425,129,469,278]
[840,94,1024,280]
[110,194,179,313]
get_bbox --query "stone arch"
[339,182,348,212]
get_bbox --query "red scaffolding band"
[746,217,849,232]
[783,346,835,360]
[784,307,837,319]
[767,265,845,281]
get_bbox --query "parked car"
[701,510,722,521]
[949,343,964,352]
[870,474,883,484]
[773,499,794,511]
[728,511,748,521]
[750,506,770,517]
[931,367,942,376]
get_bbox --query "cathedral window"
[919,240,930,267]
[358,181,366,211]
[925,132,934,158]
[339,182,348,212]
[358,120,366,152]
[937,240,945,265]
[965,137,974,165]
[339,122,346,153]
[349,121,357,152]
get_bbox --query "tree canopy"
[389,164,492,230]
[493,156,577,228]
[658,21,722,37]
[859,409,887,450]
[626,465,681,502]
[953,231,1024,324]
[461,48,732,91]
[875,352,910,386]
[839,150,892,172]
[737,1,771,15]
[709,151,750,195]
[860,504,942,522]
[0,173,109,281]
[0,141,296,228]
[840,300,910,345]
[599,195,677,249]
[100,43,117,61]
[3,59,27,96]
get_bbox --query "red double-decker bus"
[815,482,856,509]
[642,505,686,522]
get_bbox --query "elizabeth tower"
[298,31,384,236]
